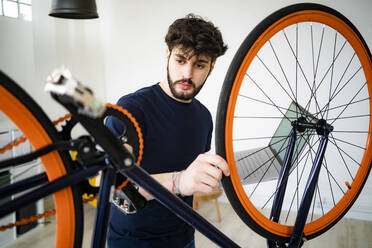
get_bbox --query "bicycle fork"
[267,118,333,248]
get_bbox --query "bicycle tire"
[216,3,372,242]
[0,71,83,247]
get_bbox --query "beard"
[166,65,207,101]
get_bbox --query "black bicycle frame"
[267,119,332,248]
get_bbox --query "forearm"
[138,172,178,200]
[137,154,230,200]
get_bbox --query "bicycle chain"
[0,114,72,155]
[0,104,144,231]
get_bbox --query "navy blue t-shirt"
[106,83,213,248]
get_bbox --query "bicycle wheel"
[216,3,372,242]
[0,71,83,247]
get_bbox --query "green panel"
[269,101,317,166]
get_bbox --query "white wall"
[0,1,106,123]
[0,16,34,130]
[0,0,371,221]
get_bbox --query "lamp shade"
[49,0,99,19]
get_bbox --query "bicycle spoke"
[328,53,357,100]
[328,137,361,166]
[304,132,345,202]
[331,136,366,150]
[326,114,370,121]
[306,134,334,210]
[297,24,322,116]
[332,130,369,134]
[261,147,314,210]
[311,24,325,116]
[313,39,348,110]
[323,157,336,206]
[243,139,290,181]
[295,24,300,118]
[308,136,319,222]
[306,40,349,116]
[318,62,361,116]
[309,182,318,222]
[268,40,296,101]
[238,94,288,110]
[317,185,325,216]
[321,161,346,195]
[314,26,325,85]
[282,29,321,113]
[316,97,369,116]
[256,55,296,104]
[304,136,346,195]
[329,133,354,180]
[236,135,287,185]
[237,136,288,162]
[325,32,338,120]
[264,148,281,175]
[311,185,324,221]
[284,148,311,223]
[308,22,316,113]
[235,136,289,161]
[238,94,317,121]
[246,73,292,122]
[234,116,298,119]
[310,188,317,221]
[233,135,290,142]
[249,153,282,198]
[330,81,367,125]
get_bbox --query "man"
[106,14,228,248]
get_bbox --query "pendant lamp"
[49,0,99,19]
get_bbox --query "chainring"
[60,103,144,196]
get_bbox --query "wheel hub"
[293,117,334,135]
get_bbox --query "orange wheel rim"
[0,85,76,247]
[225,10,372,238]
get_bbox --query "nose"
[182,63,193,79]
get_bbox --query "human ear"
[166,48,171,61]
[210,61,216,72]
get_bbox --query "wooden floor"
[5,200,372,248]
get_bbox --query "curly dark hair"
[165,14,227,61]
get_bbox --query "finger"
[217,158,230,177]
[199,173,219,188]
[200,163,222,181]
[199,154,230,176]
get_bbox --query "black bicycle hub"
[292,116,334,135]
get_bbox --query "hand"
[179,154,230,196]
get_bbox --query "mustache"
[173,79,195,86]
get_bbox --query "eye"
[196,63,206,69]
[176,59,185,64]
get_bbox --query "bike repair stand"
[267,117,333,248]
